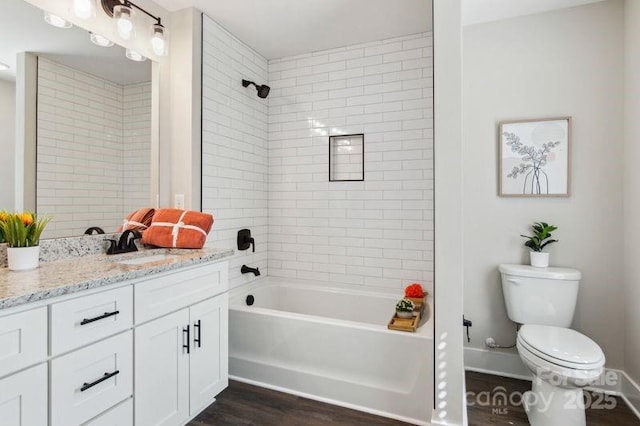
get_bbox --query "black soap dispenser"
[237,229,255,252]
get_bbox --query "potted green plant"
[521,221,558,268]
[396,298,415,318]
[0,212,51,271]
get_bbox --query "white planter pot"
[530,251,549,268]
[396,311,414,319]
[7,246,40,271]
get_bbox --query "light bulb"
[150,24,166,56]
[118,18,133,38]
[126,49,146,62]
[90,33,114,48]
[73,0,95,20]
[114,5,135,40]
[44,12,72,29]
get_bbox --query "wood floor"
[188,380,409,426]
[189,374,640,425]
[466,371,640,426]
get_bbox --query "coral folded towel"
[117,207,155,232]
[142,209,213,249]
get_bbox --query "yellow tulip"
[20,212,34,226]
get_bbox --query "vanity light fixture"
[90,32,114,47]
[125,48,146,62]
[150,23,167,56]
[73,0,96,20]
[44,12,72,29]
[101,0,168,56]
[0,62,9,71]
[114,4,135,40]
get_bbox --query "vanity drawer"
[84,398,132,426]
[50,286,133,356]
[51,331,133,426]
[135,261,228,324]
[0,307,47,378]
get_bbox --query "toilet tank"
[499,264,582,327]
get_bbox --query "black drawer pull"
[194,320,202,348]
[183,325,190,354]
[80,310,120,326]
[80,370,120,392]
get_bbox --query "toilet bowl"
[517,324,605,426]
[499,264,605,426]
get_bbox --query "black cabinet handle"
[183,325,190,354]
[80,310,120,326]
[194,320,202,348]
[80,370,120,392]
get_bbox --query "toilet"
[499,264,605,426]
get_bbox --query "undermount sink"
[117,254,180,265]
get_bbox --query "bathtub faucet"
[241,265,261,276]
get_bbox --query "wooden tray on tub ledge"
[387,296,426,332]
[388,311,421,332]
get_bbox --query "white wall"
[201,15,269,289]
[267,33,434,291]
[166,8,202,211]
[624,0,640,384]
[432,0,465,424]
[0,80,15,210]
[463,0,625,369]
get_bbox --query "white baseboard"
[464,346,531,381]
[464,347,640,420]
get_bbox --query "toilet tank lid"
[498,264,581,280]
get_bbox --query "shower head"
[242,79,270,99]
[257,84,270,99]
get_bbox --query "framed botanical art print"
[499,117,571,197]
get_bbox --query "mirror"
[0,0,157,239]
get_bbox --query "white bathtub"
[229,278,433,425]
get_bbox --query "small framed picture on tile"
[499,117,571,197]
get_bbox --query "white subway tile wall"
[123,83,152,213]
[37,58,151,238]
[201,16,269,289]
[268,33,433,291]
[200,19,433,291]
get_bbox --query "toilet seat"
[518,340,604,388]
[517,325,605,387]
[518,324,605,370]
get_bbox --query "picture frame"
[498,117,571,197]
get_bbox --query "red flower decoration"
[405,283,425,298]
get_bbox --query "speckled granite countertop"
[0,247,234,310]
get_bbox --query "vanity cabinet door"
[135,308,190,426]
[0,363,47,426]
[189,294,229,416]
[0,307,47,378]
